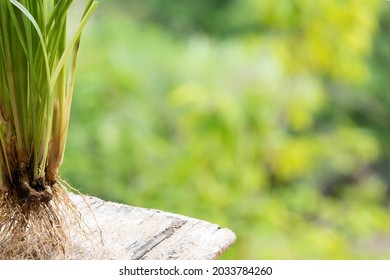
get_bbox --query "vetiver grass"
[0,0,97,259]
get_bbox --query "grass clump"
[0,0,98,259]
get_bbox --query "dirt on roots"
[0,177,79,259]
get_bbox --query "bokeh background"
[62,0,390,259]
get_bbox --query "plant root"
[0,180,79,260]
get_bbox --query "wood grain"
[68,194,236,260]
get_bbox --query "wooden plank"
[68,194,236,260]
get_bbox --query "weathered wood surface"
[68,194,236,260]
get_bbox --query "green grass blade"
[50,1,98,90]
[9,0,51,82]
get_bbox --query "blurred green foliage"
[61,0,390,259]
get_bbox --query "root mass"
[0,167,77,259]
